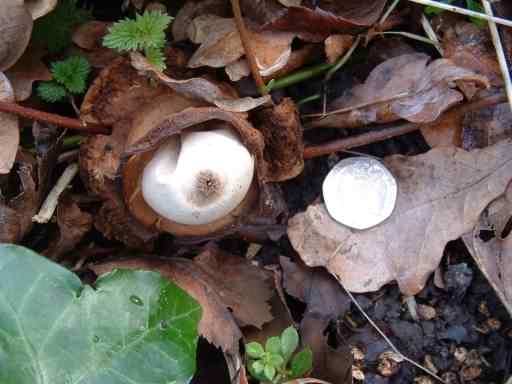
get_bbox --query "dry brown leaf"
[0,73,19,174]
[24,0,57,19]
[172,0,231,42]
[309,53,489,129]
[0,152,38,243]
[462,188,512,316]
[130,52,272,112]
[241,0,387,39]
[442,21,505,88]
[251,98,304,182]
[5,45,51,101]
[43,194,93,260]
[281,257,352,383]
[90,244,273,354]
[421,100,512,149]
[0,1,33,71]
[278,0,302,6]
[72,21,111,51]
[288,140,512,295]
[325,34,354,64]
[187,15,294,78]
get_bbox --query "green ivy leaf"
[290,348,313,379]
[263,364,276,382]
[280,326,299,360]
[266,336,282,355]
[246,342,265,359]
[0,244,202,384]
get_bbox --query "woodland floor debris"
[1,1,512,383]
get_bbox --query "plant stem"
[267,62,334,92]
[0,101,110,134]
[406,0,512,27]
[303,91,507,159]
[481,0,512,111]
[230,0,268,95]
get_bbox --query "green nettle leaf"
[265,336,282,355]
[37,82,67,103]
[249,360,265,380]
[280,326,299,359]
[290,348,313,379]
[51,56,91,94]
[0,244,202,384]
[246,342,265,359]
[263,364,276,382]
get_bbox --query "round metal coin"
[322,157,397,230]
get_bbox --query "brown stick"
[303,92,508,160]
[230,0,269,95]
[0,101,110,134]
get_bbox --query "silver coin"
[322,157,397,230]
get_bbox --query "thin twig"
[374,31,441,47]
[0,101,110,134]
[303,91,507,159]
[481,0,512,111]
[328,245,447,384]
[33,163,79,223]
[421,13,443,55]
[230,0,268,95]
[407,0,512,28]
[303,123,419,159]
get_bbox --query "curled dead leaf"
[309,53,490,129]
[0,1,33,71]
[0,73,20,174]
[172,0,231,42]
[187,15,294,79]
[241,0,387,39]
[24,0,57,19]
[43,194,93,260]
[0,152,38,243]
[288,140,512,295]
[325,34,354,64]
[130,52,271,112]
[463,186,512,316]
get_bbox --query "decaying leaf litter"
[1,0,512,383]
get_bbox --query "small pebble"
[417,304,437,320]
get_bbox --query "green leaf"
[290,348,313,379]
[266,336,282,355]
[248,360,266,382]
[33,0,92,53]
[0,244,202,384]
[264,364,276,382]
[246,342,265,359]
[280,326,299,359]
[37,82,67,103]
[103,11,171,51]
[267,353,285,368]
[425,0,455,15]
[145,45,167,71]
[465,0,486,27]
[103,10,172,70]
[51,56,91,94]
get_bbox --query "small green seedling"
[245,326,313,384]
[103,10,173,71]
[38,56,91,103]
[425,0,486,27]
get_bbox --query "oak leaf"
[288,140,512,295]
